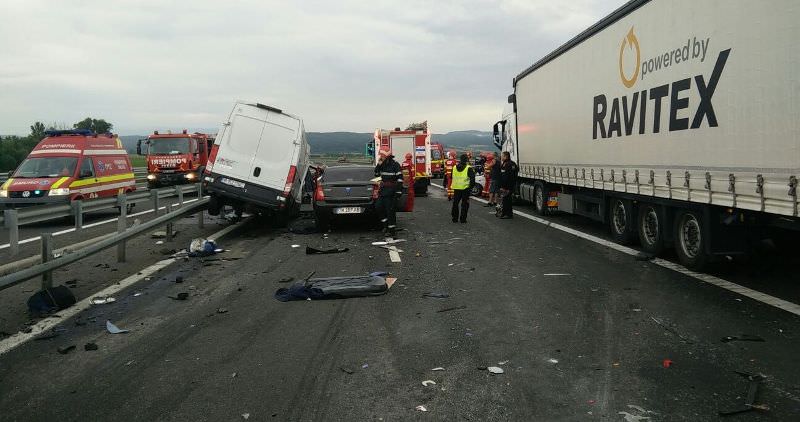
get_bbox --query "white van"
[203,101,310,218]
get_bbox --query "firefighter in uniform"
[450,153,475,223]
[374,149,403,235]
[401,153,415,212]
[444,150,457,200]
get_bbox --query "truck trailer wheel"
[533,182,548,216]
[609,198,636,245]
[674,210,709,270]
[637,203,665,255]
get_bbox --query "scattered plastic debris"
[415,405,428,412]
[422,292,450,299]
[543,273,571,276]
[437,305,467,313]
[168,293,189,301]
[277,277,294,283]
[498,360,509,365]
[91,296,117,305]
[487,366,504,374]
[84,343,98,351]
[291,245,301,248]
[547,358,559,364]
[155,240,164,245]
[371,239,406,246]
[57,345,76,354]
[719,371,767,416]
[662,359,673,368]
[422,380,436,387]
[175,276,184,283]
[306,246,350,255]
[431,367,445,371]
[217,308,229,314]
[241,413,250,420]
[362,363,369,369]
[340,367,354,374]
[106,320,129,334]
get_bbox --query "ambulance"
[0,130,136,207]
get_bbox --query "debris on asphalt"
[169,293,189,301]
[543,273,571,276]
[721,334,765,343]
[26,286,76,315]
[650,316,694,343]
[291,244,301,248]
[719,371,768,416]
[106,320,129,334]
[174,276,184,283]
[57,345,76,354]
[84,343,98,351]
[422,292,450,299]
[232,372,238,378]
[662,359,673,368]
[217,308,229,314]
[65,279,77,286]
[498,360,509,365]
[275,273,391,302]
[487,366,504,374]
[371,239,406,246]
[277,277,294,283]
[241,413,250,420]
[155,240,164,245]
[91,296,116,305]
[133,292,143,297]
[437,305,467,313]
[188,238,219,257]
[340,367,354,374]
[618,404,658,422]
[306,246,350,255]
[422,380,436,386]
[547,358,559,364]
[431,367,445,371]
[362,363,369,369]
[415,405,428,412]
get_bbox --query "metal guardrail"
[2,183,203,255]
[0,167,146,186]
[0,196,209,292]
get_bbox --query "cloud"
[0,0,626,135]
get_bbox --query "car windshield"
[322,167,374,183]
[148,138,191,155]
[13,157,78,178]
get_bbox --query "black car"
[311,165,381,231]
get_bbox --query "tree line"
[0,118,113,172]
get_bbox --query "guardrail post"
[175,185,184,207]
[151,189,160,217]
[165,203,173,241]
[196,182,203,198]
[41,233,53,290]
[72,200,83,232]
[4,209,19,256]
[117,194,127,262]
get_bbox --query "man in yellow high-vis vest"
[450,153,475,223]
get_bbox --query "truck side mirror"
[366,143,375,157]
[136,139,143,155]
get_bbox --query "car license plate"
[334,207,362,215]
[220,178,245,188]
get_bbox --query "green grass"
[130,155,146,169]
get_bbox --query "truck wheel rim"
[679,214,702,259]
[535,187,544,210]
[612,200,627,234]
[642,208,659,245]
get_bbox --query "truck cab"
[138,130,213,188]
[371,122,432,195]
[430,143,445,178]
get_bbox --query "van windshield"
[13,157,78,178]
[148,138,191,155]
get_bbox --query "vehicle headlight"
[147,174,157,181]
[0,190,7,198]
[49,188,70,196]
[185,173,196,180]
[203,176,214,183]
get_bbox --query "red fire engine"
[138,130,214,189]
[370,122,431,195]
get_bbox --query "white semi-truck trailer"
[494,0,799,270]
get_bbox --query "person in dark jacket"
[374,149,403,235]
[498,151,518,219]
[450,153,476,223]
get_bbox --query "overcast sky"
[0,0,626,135]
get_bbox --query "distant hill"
[118,130,496,156]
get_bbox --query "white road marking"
[0,198,200,250]
[385,237,402,263]
[430,183,800,317]
[0,217,248,355]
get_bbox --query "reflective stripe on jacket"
[451,165,471,190]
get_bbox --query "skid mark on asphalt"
[430,183,800,317]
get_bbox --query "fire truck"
[369,122,432,195]
[137,130,214,189]
[429,142,445,178]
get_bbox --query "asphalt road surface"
[0,187,798,421]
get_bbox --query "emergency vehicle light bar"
[44,129,94,137]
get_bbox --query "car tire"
[674,209,709,270]
[609,198,637,245]
[207,195,222,216]
[637,203,665,255]
[533,182,548,216]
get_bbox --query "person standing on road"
[485,152,501,207]
[444,150,457,201]
[450,153,475,223]
[375,149,403,235]
[498,151,518,219]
